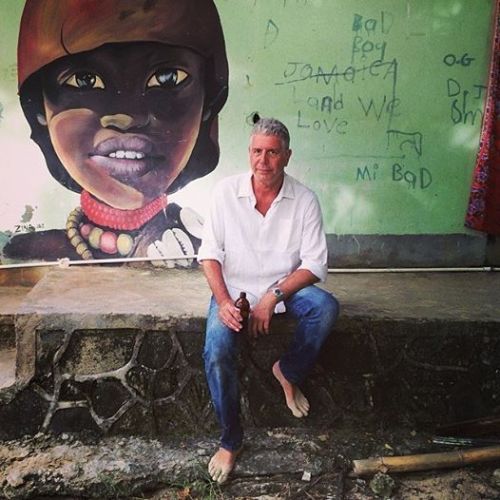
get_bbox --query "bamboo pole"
[350,446,500,477]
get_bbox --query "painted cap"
[17,0,228,194]
[18,0,227,102]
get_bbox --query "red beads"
[80,191,167,230]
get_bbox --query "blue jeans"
[203,285,339,451]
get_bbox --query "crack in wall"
[35,328,207,434]
[7,315,495,438]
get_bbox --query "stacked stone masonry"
[0,266,499,440]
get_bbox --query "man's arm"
[201,259,243,332]
[198,181,244,332]
[250,268,319,337]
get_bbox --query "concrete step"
[0,348,15,390]
[0,285,32,349]
[0,265,498,440]
[0,285,31,393]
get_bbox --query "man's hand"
[201,260,246,333]
[249,292,276,337]
[218,299,244,332]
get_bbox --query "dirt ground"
[2,425,500,499]
[144,468,500,499]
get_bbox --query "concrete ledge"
[0,266,499,440]
[0,286,31,349]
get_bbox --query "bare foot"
[208,447,241,484]
[272,360,310,418]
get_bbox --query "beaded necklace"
[66,191,168,260]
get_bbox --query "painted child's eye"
[147,68,189,88]
[63,72,105,89]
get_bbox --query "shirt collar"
[237,171,254,198]
[237,172,295,200]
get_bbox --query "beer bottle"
[235,291,250,332]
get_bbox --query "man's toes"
[298,404,308,416]
[292,397,309,416]
[211,463,231,484]
[298,398,309,414]
[290,404,305,418]
[296,403,307,415]
[208,458,216,476]
[209,467,218,482]
[296,392,310,410]
[216,470,229,484]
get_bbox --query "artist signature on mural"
[14,223,44,233]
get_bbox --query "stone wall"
[1,267,499,441]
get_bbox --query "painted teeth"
[108,151,146,160]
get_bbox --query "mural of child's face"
[41,42,206,210]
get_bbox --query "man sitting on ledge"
[197,117,339,484]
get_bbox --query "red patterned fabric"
[466,0,500,235]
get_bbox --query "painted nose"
[101,113,134,130]
[100,114,135,130]
[100,113,150,130]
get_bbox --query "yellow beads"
[117,233,134,256]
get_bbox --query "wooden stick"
[350,445,500,477]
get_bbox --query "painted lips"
[89,136,163,180]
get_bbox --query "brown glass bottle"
[235,291,250,332]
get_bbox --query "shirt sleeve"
[197,183,226,264]
[297,193,328,282]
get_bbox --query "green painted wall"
[213,0,494,235]
[0,0,495,265]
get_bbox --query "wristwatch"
[270,287,285,303]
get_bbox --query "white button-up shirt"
[197,172,328,310]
